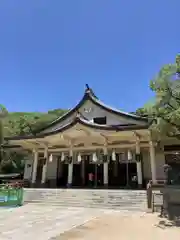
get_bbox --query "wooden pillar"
[103,147,108,187]
[81,156,85,185]
[67,148,73,187]
[41,147,48,185]
[135,140,143,187]
[31,149,38,186]
[149,141,157,184]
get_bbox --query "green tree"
[137,54,180,139]
[0,106,67,173]
[0,152,25,174]
[0,104,8,163]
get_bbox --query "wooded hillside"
[3,108,68,137]
[0,108,67,174]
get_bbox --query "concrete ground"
[53,212,180,240]
[0,204,180,240]
[0,204,101,240]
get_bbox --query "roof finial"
[85,84,98,98]
[85,84,90,91]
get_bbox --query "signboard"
[0,188,23,206]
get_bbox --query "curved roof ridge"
[89,93,147,120]
[5,115,149,141]
[35,85,148,133]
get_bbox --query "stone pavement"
[53,212,180,240]
[0,204,180,240]
[0,204,102,240]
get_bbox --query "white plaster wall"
[142,148,165,181]
[23,159,33,180]
[155,150,165,180]
[142,150,151,180]
[42,100,147,133]
[79,100,146,125]
[46,155,58,179]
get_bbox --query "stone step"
[24,202,145,207]
[24,189,146,193]
[24,196,146,203]
[24,189,147,195]
[24,197,146,201]
[25,201,146,211]
[24,198,146,203]
[24,190,146,194]
[23,189,147,209]
[24,189,146,196]
[24,196,146,199]
[25,194,146,197]
[24,194,146,198]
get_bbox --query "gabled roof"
[5,115,149,141]
[35,84,149,133]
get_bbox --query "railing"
[0,184,24,207]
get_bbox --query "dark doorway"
[108,155,138,189]
[95,164,104,188]
[128,162,138,188]
[84,155,94,187]
[118,163,127,187]
[108,160,117,186]
[108,159,126,187]
[83,155,103,188]
[36,158,44,184]
[72,164,82,187]
[57,163,68,187]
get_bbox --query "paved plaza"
[0,204,102,240]
[54,212,180,240]
[0,204,180,240]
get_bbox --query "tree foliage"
[0,104,8,163]
[137,54,180,139]
[0,108,67,173]
[3,108,67,137]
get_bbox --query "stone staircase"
[23,188,147,211]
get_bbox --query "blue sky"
[0,1,179,113]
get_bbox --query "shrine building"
[4,85,179,189]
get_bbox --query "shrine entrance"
[57,155,104,188]
[72,163,82,187]
[56,159,68,188]
[56,153,139,189]
[108,154,138,189]
[84,155,104,188]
